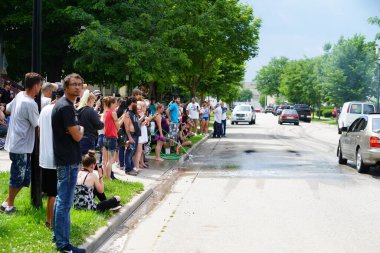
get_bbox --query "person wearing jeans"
[52,73,85,253]
[221,102,227,137]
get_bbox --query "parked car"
[264,105,274,113]
[231,105,256,125]
[294,104,311,122]
[278,109,300,125]
[274,105,290,116]
[337,101,375,134]
[337,114,380,173]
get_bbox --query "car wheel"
[356,148,369,173]
[253,119,256,124]
[279,121,282,125]
[338,144,347,165]
[338,128,342,134]
[295,122,299,126]
[231,121,234,125]
[236,122,238,125]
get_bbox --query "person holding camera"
[78,92,104,155]
[74,150,121,212]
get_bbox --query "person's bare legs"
[135,143,143,169]
[155,140,164,161]
[102,147,107,170]
[105,151,114,180]
[46,196,56,227]
[5,186,22,207]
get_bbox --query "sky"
[242,0,380,82]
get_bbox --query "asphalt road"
[98,114,380,253]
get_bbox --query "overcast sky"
[242,0,380,82]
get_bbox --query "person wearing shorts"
[168,95,180,154]
[39,87,64,228]
[186,97,200,135]
[1,72,42,215]
[102,96,125,180]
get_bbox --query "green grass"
[0,172,143,252]
[311,117,337,125]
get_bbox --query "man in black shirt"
[52,73,85,253]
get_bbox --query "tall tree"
[320,35,377,105]
[255,57,288,96]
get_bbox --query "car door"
[346,118,364,160]
[341,118,361,160]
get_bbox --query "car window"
[349,104,362,114]
[348,118,362,132]
[355,118,367,132]
[363,104,375,114]
[372,118,380,132]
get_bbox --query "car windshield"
[283,109,297,114]
[363,104,375,114]
[234,106,251,112]
[372,118,380,132]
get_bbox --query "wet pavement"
[97,114,380,253]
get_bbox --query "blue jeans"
[80,135,96,155]
[9,153,31,188]
[119,146,125,168]
[97,134,104,163]
[125,136,138,172]
[54,164,79,250]
[221,119,227,136]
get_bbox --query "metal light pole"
[31,0,42,208]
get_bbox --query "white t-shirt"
[41,96,51,110]
[5,92,39,154]
[38,104,55,169]
[186,102,200,119]
[214,106,222,123]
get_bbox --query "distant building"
[242,82,261,109]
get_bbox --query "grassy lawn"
[312,117,337,125]
[0,172,143,252]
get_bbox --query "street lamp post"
[31,0,42,208]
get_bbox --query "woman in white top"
[135,101,149,170]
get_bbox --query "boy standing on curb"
[0,72,42,214]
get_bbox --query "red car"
[278,109,300,125]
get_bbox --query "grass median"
[311,117,337,125]
[0,172,144,252]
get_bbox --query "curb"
[81,134,211,252]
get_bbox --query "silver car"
[337,114,380,173]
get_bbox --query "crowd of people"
[0,72,228,252]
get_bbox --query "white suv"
[338,101,375,134]
[231,105,256,125]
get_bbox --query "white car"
[338,101,375,134]
[231,105,256,125]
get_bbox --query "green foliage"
[238,89,253,102]
[320,35,377,105]
[255,57,288,96]
[0,172,143,252]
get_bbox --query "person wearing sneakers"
[1,72,42,214]
[74,150,121,212]
[167,95,180,154]
[52,73,86,253]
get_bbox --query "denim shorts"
[103,137,117,152]
[9,153,31,188]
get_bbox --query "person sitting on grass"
[73,150,121,212]
[176,123,193,155]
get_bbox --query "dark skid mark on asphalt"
[244,149,256,154]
